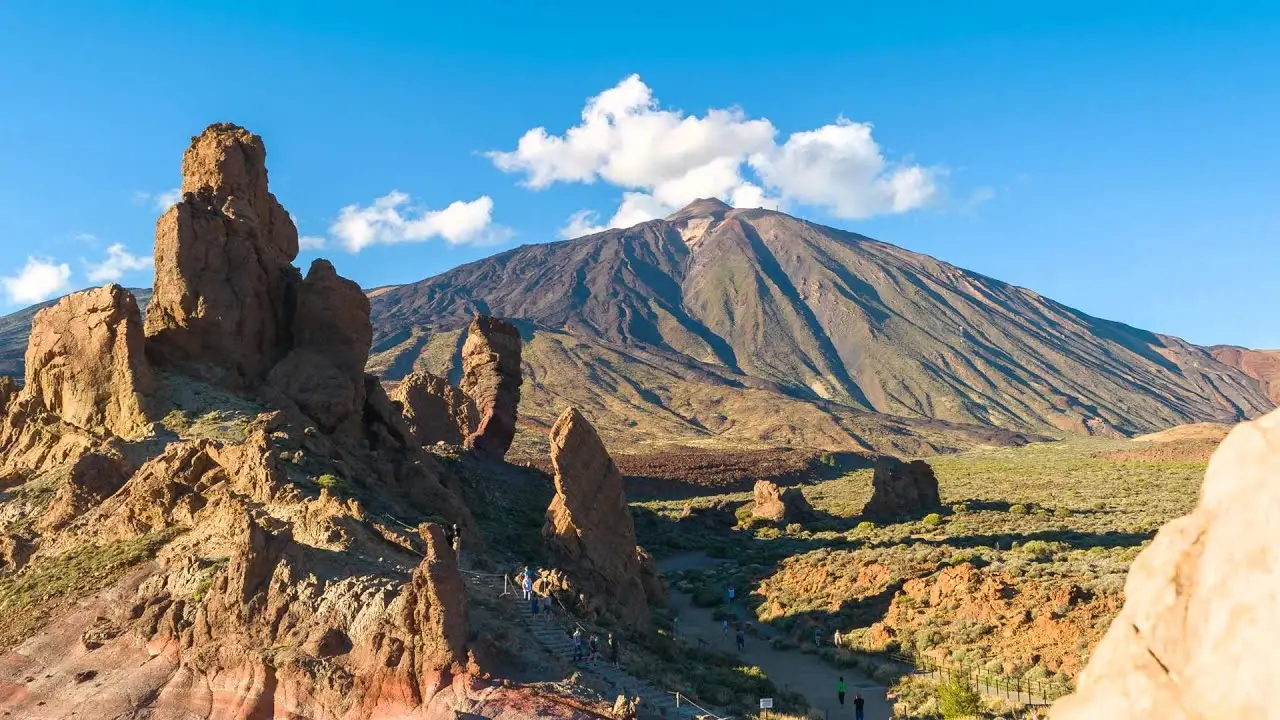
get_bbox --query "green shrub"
[922,513,943,527]
[1019,540,1065,562]
[315,473,354,497]
[1008,503,1028,515]
[1053,506,1074,518]
[938,675,982,718]
[855,521,876,533]
[951,503,969,514]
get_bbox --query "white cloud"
[331,191,511,252]
[299,235,327,250]
[86,243,152,283]
[488,74,941,231]
[559,210,608,239]
[133,188,182,212]
[2,257,72,305]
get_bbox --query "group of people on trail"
[442,523,463,565]
[571,627,619,667]
[519,566,554,618]
[835,677,865,720]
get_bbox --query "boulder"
[145,123,301,384]
[24,285,155,439]
[751,479,817,523]
[0,532,33,571]
[389,370,478,447]
[543,407,651,627]
[861,457,941,520]
[1051,409,1280,719]
[460,316,523,460]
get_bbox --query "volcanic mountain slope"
[367,198,1273,449]
[1209,345,1280,405]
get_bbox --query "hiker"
[672,614,680,636]
[853,692,865,720]
[722,619,729,640]
[607,632,619,668]
[572,628,584,661]
[522,570,533,601]
[727,585,736,606]
[837,676,847,706]
[589,633,600,662]
[452,532,462,567]
[834,629,842,647]
[735,628,746,652]
[530,590,539,615]
[814,627,822,646]
[542,593,553,620]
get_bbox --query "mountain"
[1208,346,1280,405]
[364,199,1273,451]
[2,201,1271,454]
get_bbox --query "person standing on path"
[813,627,822,646]
[834,629,842,647]
[735,628,746,652]
[722,619,729,640]
[853,692,865,720]
[572,628,583,661]
[588,633,600,662]
[607,632,619,668]
[522,571,533,601]
[837,677,847,707]
[727,585,736,607]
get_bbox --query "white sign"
[759,698,774,709]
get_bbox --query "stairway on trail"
[464,573,720,719]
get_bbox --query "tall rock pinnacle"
[144,123,301,385]
[460,316,523,460]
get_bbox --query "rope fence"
[670,691,731,719]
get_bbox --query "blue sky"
[0,1,1277,347]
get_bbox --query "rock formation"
[0,124,622,720]
[268,258,372,435]
[543,407,658,627]
[861,456,941,520]
[145,123,301,385]
[751,479,817,524]
[460,315,523,460]
[390,369,478,446]
[23,284,155,439]
[1051,408,1280,719]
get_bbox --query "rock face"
[390,370,478,446]
[751,479,817,523]
[403,524,470,671]
[145,123,300,385]
[543,407,653,627]
[1051,408,1280,719]
[268,259,372,435]
[24,284,155,439]
[460,316,523,460]
[861,457,941,520]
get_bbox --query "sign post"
[760,697,773,718]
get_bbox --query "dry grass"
[638,435,1214,692]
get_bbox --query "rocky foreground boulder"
[389,369,478,446]
[543,407,662,627]
[751,479,817,523]
[861,457,941,520]
[1051,408,1280,719]
[460,316,523,460]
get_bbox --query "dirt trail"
[661,554,892,720]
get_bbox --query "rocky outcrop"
[543,407,652,627]
[268,259,372,435]
[1051,409,1280,719]
[751,479,817,523]
[861,457,941,520]
[401,523,470,671]
[145,123,301,385]
[23,285,155,439]
[460,316,523,460]
[389,370,478,446]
